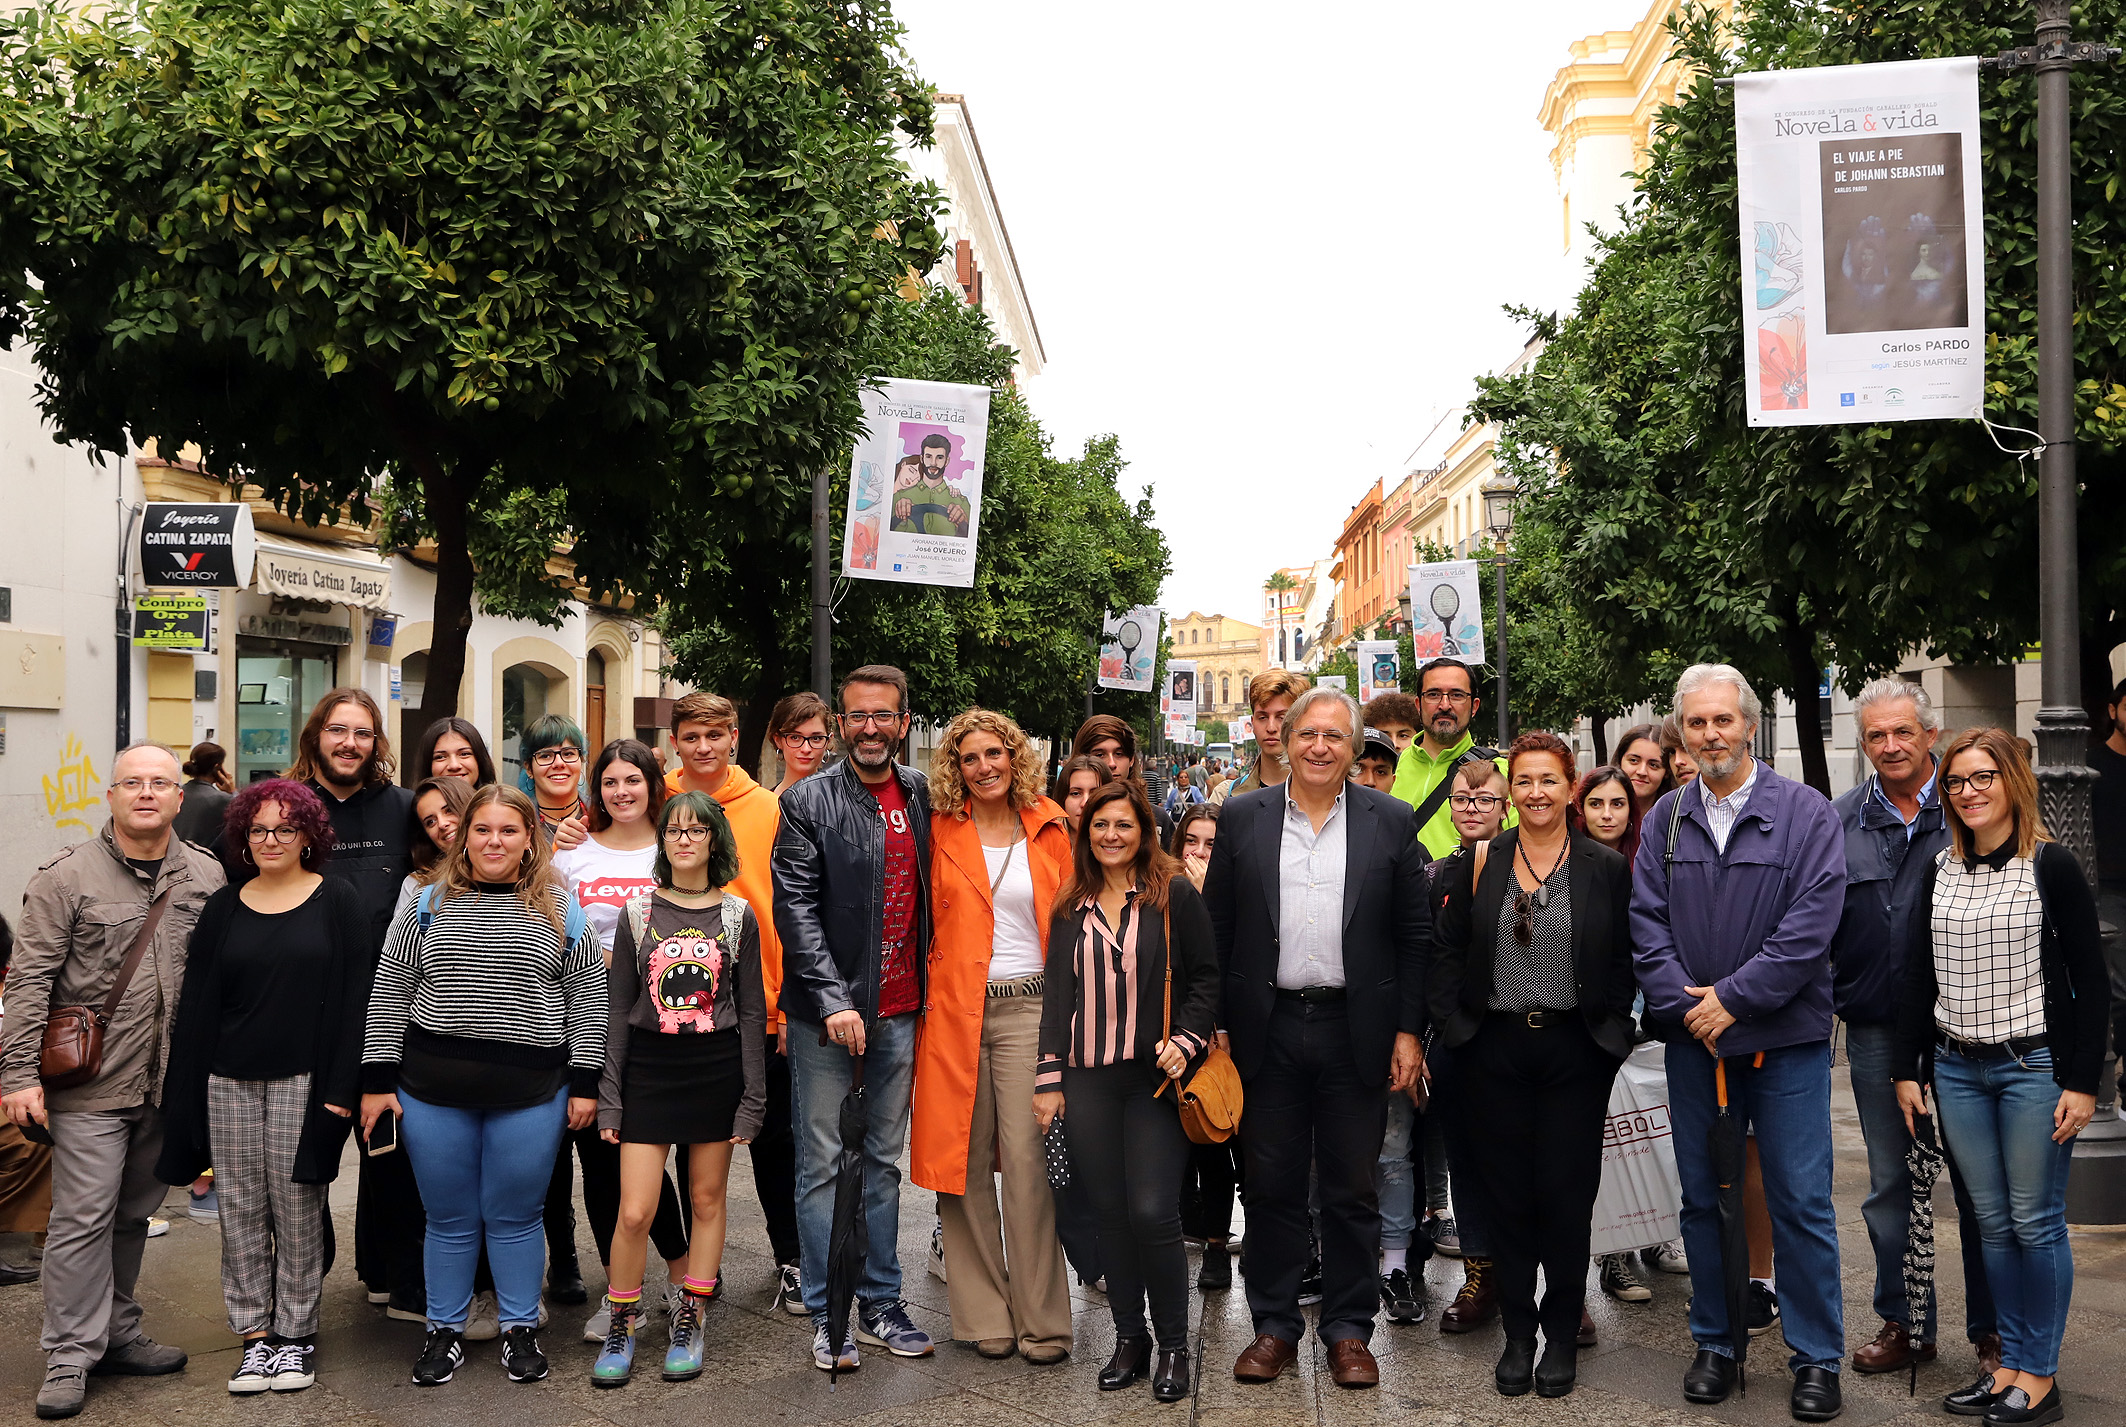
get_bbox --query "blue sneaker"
[661,1294,706,1382]
[590,1304,638,1388]
[811,1323,859,1372]
[856,1300,934,1358]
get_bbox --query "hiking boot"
[1439,1257,1498,1332]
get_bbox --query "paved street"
[4,1079,2124,1427]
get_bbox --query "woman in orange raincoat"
[910,709,1073,1363]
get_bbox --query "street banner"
[1356,640,1401,704]
[1735,57,1985,426]
[842,376,992,587]
[1167,660,1198,722]
[1096,606,1161,692]
[1235,716,1252,745]
[1315,675,1347,693]
[1407,561,1486,666]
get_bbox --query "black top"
[2091,740,2126,888]
[211,887,333,1080]
[172,781,232,853]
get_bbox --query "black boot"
[1099,1337,1152,1391]
[1152,1348,1190,1403]
[1495,1337,1537,1397]
[1535,1340,1577,1398]
[1197,1242,1231,1292]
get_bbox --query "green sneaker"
[590,1303,640,1388]
[662,1292,707,1381]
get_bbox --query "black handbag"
[1042,1111,1072,1188]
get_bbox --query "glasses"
[1449,793,1505,811]
[111,777,181,795]
[1512,892,1535,946]
[322,725,378,743]
[1290,728,1349,745]
[531,747,583,768]
[1942,769,2000,795]
[782,733,831,749]
[664,825,713,844]
[1420,690,1472,705]
[841,711,903,728]
[245,825,302,845]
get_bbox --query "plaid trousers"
[207,1074,329,1338]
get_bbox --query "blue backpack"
[416,883,588,947]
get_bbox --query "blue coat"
[1829,770,1946,1025]
[1629,764,1846,1055]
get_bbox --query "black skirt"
[619,1025,742,1145]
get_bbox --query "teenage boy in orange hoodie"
[664,692,804,1313]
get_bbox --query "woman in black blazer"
[1430,732,1636,1401]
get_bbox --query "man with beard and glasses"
[1389,659,1513,860]
[771,665,936,1372]
[1629,664,1847,1424]
[286,691,422,1323]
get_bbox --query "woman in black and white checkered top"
[1893,728,2109,1427]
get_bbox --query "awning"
[251,533,393,610]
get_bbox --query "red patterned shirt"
[872,774,920,1018]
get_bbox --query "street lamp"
[1484,481,1520,748]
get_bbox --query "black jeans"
[749,1043,801,1266]
[1063,1061,1192,1350]
[1429,1039,1493,1258]
[356,1137,426,1298]
[1182,1139,1244,1242]
[1239,997,1386,1345]
[569,1127,692,1267]
[1457,1015,1619,1346]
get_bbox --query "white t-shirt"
[551,835,660,953]
[984,840,1045,981]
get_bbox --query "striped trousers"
[207,1074,329,1338]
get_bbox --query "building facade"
[1169,611,1264,726]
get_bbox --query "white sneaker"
[269,1339,315,1392]
[228,1338,276,1394]
[927,1220,947,1284]
[1644,1239,1691,1275]
[582,1303,611,1344]
[773,1263,806,1316]
[464,1290,500,1342]
[146,1217,170,1239]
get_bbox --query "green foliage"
[1473,0,2126,776]
[1201,718,1229,743]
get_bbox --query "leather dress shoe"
[1577,1304,1597,1347]
[0,1261,41,1287]
[1944,1371,2004,1417]
[974,1338,1015,1359]
[1325,1339,1378,1389]
[1790,1364,1843,1423]
[1440,1258,1498,1333]
[1151,1348,1190,1403]
[1683,1348,1739,1404]
[1536,1340,1577,1398]
[1495,1337,1537,1397]
[1984,1385,2063,1426]
[1099,1337,1151,1390]
[1233,1334,1297,1382]
[1976,1333,2004,1376]
[1853,1318,1934,1374]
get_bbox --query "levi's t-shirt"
[550,835,659,955]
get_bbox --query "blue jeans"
[788,1012,917,1322]
[1376,1092,1417,1251]
[1845,1021,1997,1343]
[1667,1040,1844,1371]
[399,1088,569,1331]
[1932,1044,2076,1377]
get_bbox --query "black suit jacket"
[1201,781,1430,1088]
[1428,828,1637,1061]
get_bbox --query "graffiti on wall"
[42,734,100,836]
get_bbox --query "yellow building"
[1169,611,1265,725]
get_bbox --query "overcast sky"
[891,0,1629,625]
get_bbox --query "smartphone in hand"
[366,1109,399,1156]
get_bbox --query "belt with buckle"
[1937,1031,2046,1061]
[986,976,1044,999]
[1493,1008,1573,1029]
[1276,985,1346,1003]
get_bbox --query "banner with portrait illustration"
[1096,605,1162,692]
[1406,561,1485,667]
[841,377,992,586]
[1356,640,1401,704]
[1166,660,1198,723]
[1735,57,1984,426]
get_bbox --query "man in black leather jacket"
[771,665,936,1370]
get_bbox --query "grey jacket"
[3,824,225,1111]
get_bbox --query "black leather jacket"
[772,759,933,1026]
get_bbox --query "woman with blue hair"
[520,715,590,851]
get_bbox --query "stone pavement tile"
[1572,1343,1903,1427]
[736,1356,970,1423]
[835,1385,1064,1427]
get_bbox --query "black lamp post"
[1483,481,1521,749]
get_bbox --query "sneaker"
[590,1305,638,1388]
[812,1323,860,1372]
[1599,1252,1654,1303]
[92,1337,186,1376]
[1644,1238,1690,1275]
[411,1327,463,1386]
[1197,1242,1232,1292]
[662,1294,707,1381]
[464,1290,500,1342]
[855,1299,934,1358]
[928,1219,948,1283]
[365,1287,390,1305]
[661,1281,687,1319]
[385,1288,426,1323]
[188,1184,220,1223]
[228,1338,277,1395]
[1380,1268,1426,1324]
[1298,1249,1324,1307]
[145,1217,169,1239]
[773,1262,806,1316]
[500,1325,548,1383]
[35,1364,85,1421]
[582,1303,612,1344]
[1747,1282,1779,1336]
[1423,1214,1462,1259]
[269,1339,315,1393]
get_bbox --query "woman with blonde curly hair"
[908,708,1074,1363]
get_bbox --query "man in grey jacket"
[2,744,224,1419]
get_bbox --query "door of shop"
[235,639,338,784]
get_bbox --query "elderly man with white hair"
[1629,665,1848,1424]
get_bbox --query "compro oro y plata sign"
[251,536,393,610]
[132,593,210,650]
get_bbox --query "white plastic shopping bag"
[1589,1042,1683,1255]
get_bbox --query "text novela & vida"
[1772,107,1944,138]
[876,401,970,425]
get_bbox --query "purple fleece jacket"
[1629,763,1846,1056]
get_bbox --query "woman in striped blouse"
[1894,728,2108,1427]
[1033,781,1218,1405]
[360,784,605,1390]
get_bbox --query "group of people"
[1,656,2117,1426]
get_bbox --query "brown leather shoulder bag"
[40,889,172,1091]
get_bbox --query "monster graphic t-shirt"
[638,893,741,1035]
[551,836,660,955]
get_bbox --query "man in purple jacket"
[1630,664,1847,1425]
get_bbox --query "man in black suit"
[1202,686,1430,1390]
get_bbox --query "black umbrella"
[1902,1110,1946,1397]
[823,1052,870,1388]
[1710,1053,1758,1397]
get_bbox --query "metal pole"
[2030,0,2100,889]
[809,466,832,700]
[1494,555,1509,748]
